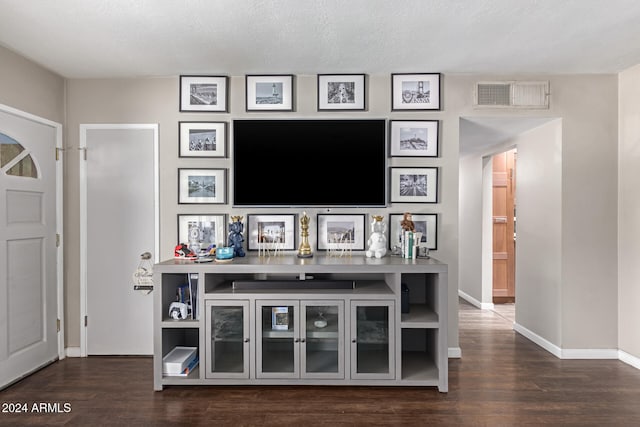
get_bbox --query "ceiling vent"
[474,81,549,109]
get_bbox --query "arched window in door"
[0,132,38,178]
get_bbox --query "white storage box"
[163,346,197,374]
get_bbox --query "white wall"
[618,64,640,361]
[516,121,562,343]
[458,154,483,303]
[64,74,460,351]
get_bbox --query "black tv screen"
[233,119,387,206]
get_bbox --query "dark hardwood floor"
[2,299,640,426]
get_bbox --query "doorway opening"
[491,149,516,322]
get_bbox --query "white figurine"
[366,215,387,259]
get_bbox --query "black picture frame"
[177,168,227,204]
[245,74,294,111]
[178,121,227,158]
[389,167,439,203]
[391,73,441,111]
[317,74,366,111]
[389,120,439,157]
[179,75,229,112]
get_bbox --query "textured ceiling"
[1,0,640,79]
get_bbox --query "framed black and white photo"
[247,214,297,251]
[316,214,366,251]
[179,75,228,112]
[391,73,441,111]
[179,121,226,157]
[245,74,294,111]
[390,167,438,203]
[178,168,227,204]
[389,120,439,157]
[389,213,438,251]
[177,214,227,249]
[317,74,365,110]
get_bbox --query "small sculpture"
[228,216,245,257]
[297,212,313,258]
[366,215,387,259]
[400,212,415,232]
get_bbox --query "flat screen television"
[233,119,387,207]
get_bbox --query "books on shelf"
[164,356,199,377]
[400,231,424,259]
[163,346,197,375]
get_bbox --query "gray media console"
[153,254,448,392]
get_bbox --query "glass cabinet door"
[350,300,395,380]
[205,300,250,379]
[256,300,299,379]
[301,301,344,379]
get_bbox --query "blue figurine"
[228,215,246,257]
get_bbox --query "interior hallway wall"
[618,64,640,363]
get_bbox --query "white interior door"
[81,125,158,355]
[0,106,61,388]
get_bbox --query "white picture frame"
[317,74,366,110]
[178,121,227,158]
[389,167,438,203]
[391,73,441,111]
[389,120,439,157]
[245,74,294,111]
[178,168,227,204]
[179,75,228,112]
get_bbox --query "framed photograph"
[177,214,227,248]
[389,120,439,157]
[179,75,228,112]
[178,168,227,204]
[389,213,438,250]
[245,74,294,111]
[247,214,297,251]
[316,214,366,251]
[391,73,441,111]
[178,121,227,157]
[317,74,365,110]
[390,167,438,203]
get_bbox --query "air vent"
[474,81,549,108]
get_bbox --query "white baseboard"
[561,348,618,359]
[619,350,640,369]
[65,347,81,358]
[513,323,620,360]
[513,322,562,358]
[458,290,494,310]
[448,347,462,358]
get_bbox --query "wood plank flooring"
[2,299,640,426]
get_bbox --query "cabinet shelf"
[400,305,439,328]
[161,319,199,328]
[401,352,438,383]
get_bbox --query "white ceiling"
[1,0,640,79]
[1,0,638,154]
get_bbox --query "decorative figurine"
[297,212,313,258]
[366,215,387,259]
[400,212,415,232]
[228,215,246,257]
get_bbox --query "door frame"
[0,102,64,361]
[79,124,159,357]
